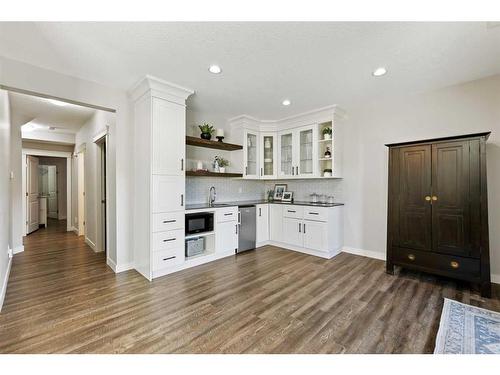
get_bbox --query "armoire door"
[431,140,474,257]
[398,145,432,250]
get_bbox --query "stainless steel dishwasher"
[237,205,256,253]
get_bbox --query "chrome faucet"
[209,186,216,206]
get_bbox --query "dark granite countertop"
[185,200,344,211]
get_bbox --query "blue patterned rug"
[434,298,500,354]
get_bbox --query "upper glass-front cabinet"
[298,126,316,176]
[244,130,259,179]
[260,133,277,179]
[279,131,294,177]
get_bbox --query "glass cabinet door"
[279,132,294,177]
[261,134,276,178]
[245,131,258,177]
[299,128,314,176]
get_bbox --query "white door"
[303,220,328,252]
[282,217,302,247]
[26,155,39,234]
[296,125,318,177]
[152,97,185,176]
[256,204,269,244]
[243,130,259,179]
[47,165,58,219]
[260,133,277,179]
[77,151,85,236]
[216,221,238,254]
[278,130,295,178]
[152,175,185,213]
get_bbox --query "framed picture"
[282,191,293,202]
[273,184,287,200]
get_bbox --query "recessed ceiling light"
[208,65,222,74]
[282,99,291,106]
[47,98,68,107]
[372,67,387,77]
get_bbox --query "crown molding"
[129,75,194,105]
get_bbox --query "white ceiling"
[8,91,95,133]
[1,22,500,118]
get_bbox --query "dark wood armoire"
[385,132,491,297]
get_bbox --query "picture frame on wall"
[273,184,287,200]
[282,191,293,202]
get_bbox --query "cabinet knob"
[432,196,438,201]
[408,254,416,261]
[425,196,431,201]
[450,261,459,269]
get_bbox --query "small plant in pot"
[199,123,215,140]
[322,126,332,140]
[217,157,229,173]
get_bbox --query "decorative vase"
[201,132,212,140]
[323,133,331,140]
[219,167,226,173]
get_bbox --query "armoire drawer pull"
[408,254,416,261]
[450,261,459,269]
[163,256,176,261]
[224,213,233,216]
[287,210,296,213]
[432,196,438,201]
[309,212,319,215]
[163,238,176,242]
[425,196,431,201]
[162,220,176,224]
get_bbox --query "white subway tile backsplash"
[186,177,343,204]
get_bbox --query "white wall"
[343,74,500,280]
[0,56,133,271]
[0,89,11,311]
[74,110,115,251]
[38,156,67,220]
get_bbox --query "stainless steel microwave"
[185,212,214,235]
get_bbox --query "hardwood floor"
[1,220,499,353]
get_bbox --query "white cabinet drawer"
[152,248,183,271]
[152,229,184,251]
[303,207,328,222]
[282,205,304,219]
[216,207,238,223]
[152,212,185,232]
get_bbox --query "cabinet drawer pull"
[308,212,319,215]
[432,196,438,201]
[450,261,459,269]
[303,223,306,234]
[425,196,431,202]
[181,194,184,206]
[224,213,233,216]
[259,208,261,216]
[163,256,176,261]
[287,210,296,213]
[299,223,301,233]
[163,238,176,242]
[162,220,176,223]
[235,224,238,235]
[407,254,415,261]
[181,158,184,171]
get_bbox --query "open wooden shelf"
[186,136,243,151]
[186,170,243,178]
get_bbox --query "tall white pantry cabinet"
[130,76,194,281]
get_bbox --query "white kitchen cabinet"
[259,133,277,179]
[296,125,318,177]
[269,204,283,242]
[303,220,328,252]
[243,129,259,179]
[131,76,193,281]
[152,97,186,176]
[278,130,295,178]
[256,204,269,245]
[283,217,303,247]
[152,175,185,213]
[216,220,239,255]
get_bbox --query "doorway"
[77,150,85,237]
[96,136,107,254]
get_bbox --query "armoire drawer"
[152,248,183,271]
[283,205,304,219]
[303,207,328,222]
[393,247,480,281]
[152,212,185,232]
[152,229,184,252]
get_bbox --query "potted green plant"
[199,123,215,140]
[322,127,332,140]
[217,157,229,173]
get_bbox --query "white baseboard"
[342,246,386,261]
[13,245,24,255]
[106,257,134,274]
[0,251,13,312]
[85,237,97,252]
